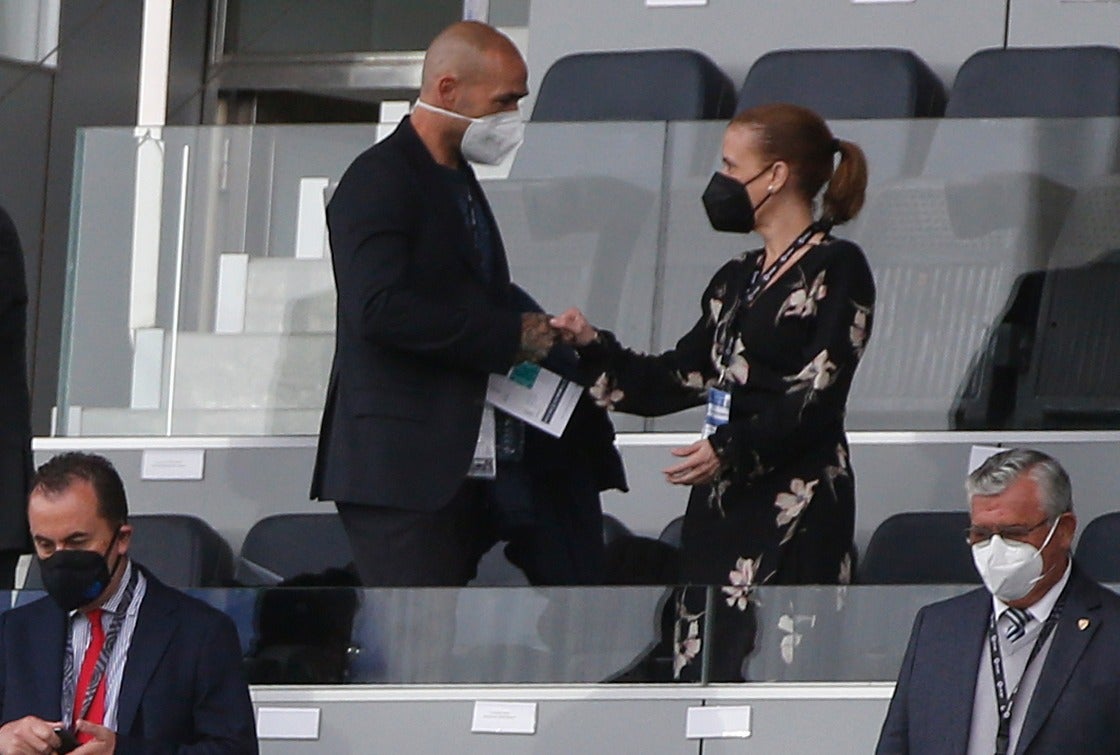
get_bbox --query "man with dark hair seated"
[0,452,258,754]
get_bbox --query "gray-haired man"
[877,448,1120,755]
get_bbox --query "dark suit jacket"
[876,563,1120,754]
[311,117,522,512]
[0,205,31,552]
[0,565,258,754]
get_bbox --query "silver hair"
[965,448,1072,519]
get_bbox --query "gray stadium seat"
[531,49,736,122]
[946,46,1120,118]
[858,511,979,584]
[658,515,683,550]
[1075,512,1120,583]
[24,513,234,588]
[1012,252,1120,428]
[237,513,353,585]
[736,48,946,119]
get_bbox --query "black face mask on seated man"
[701,166,773,234]
[39,530,122,612]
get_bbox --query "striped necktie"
[1003,606,1032,643]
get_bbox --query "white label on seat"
[645,0,707,6]
[969,445,1004,474]
[256,707,321,740]
[471,701,537,734]
[686,705,752,739]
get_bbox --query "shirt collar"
[992,556,1073,622]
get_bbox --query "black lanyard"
[986,594,1065,755]
[715,222,823,383]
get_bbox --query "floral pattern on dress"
[850,302,872,359]
[778,610,817,665]
[678,370,716,394]
[775,478,818,545]
[824,443,850,498]
[775,269,828,323]
[707,474,732,516]
[588,372,624,410]
[722,555,761,611]
[835,551,853,611]
[672,591,705,679]
[784,350,837,395]
[710,336,750,385]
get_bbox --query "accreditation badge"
[468,405,497,479]
[700,387,731,439]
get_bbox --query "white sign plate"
[256,707,321,740]
[686,705,752,739]
[140,449,205,480]
[471,701,537,735]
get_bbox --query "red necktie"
[73,608,107,742]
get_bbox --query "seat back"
[658,515,684,550]
[602,513,632,545]
[946,46,1120,118]
[1075,512,1120,583]
[1013,254,1120,428]
[858,511,979,584]
[736,48,946,119]
[238,513,353,584]
[23,513,234,589]
[531,49,735,122]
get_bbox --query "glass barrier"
[57,118,1120,436]
[2,584,987,684]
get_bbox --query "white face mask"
[971,517,1061,603]
[414,100,525,165]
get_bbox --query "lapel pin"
[1078,618,1090,631]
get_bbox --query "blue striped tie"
[1003,607,1031,643]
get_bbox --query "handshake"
[516,307,598,363]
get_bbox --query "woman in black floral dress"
[553,103,874,680]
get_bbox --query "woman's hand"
[663,439,722,486]
[550,308,599,347]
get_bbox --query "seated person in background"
[877,448,1120,755]
[0,452,258,754]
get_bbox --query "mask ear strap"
[1038,515,1063,552]
[103,527,125,575]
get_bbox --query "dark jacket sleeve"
[327,152,521,376]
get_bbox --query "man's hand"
[663,440,722,486]
[71,720,115,754]
[550,308,598,347]
[0,716,63,755]
[517,312,557,363]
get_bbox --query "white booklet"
[485,363,579,438]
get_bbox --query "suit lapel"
[114,574,177,735]
[1014,568,1100,754]
[28,599,68,718]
